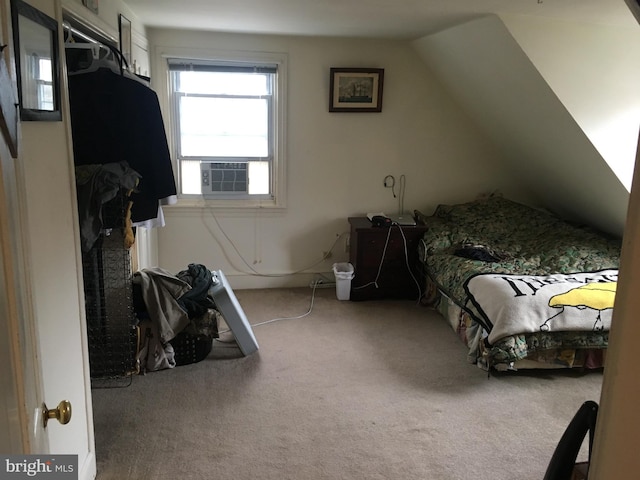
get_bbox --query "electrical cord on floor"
[199,209,421,349]
[202,207,347,278]
[200,208,343,347]
[215,281,320,340]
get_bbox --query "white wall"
[501,13,640,192]
[148,28,535,288]
[590,3,640,477]
[62,0,148,74]
[412,15,631,237]
[591,134,640,478]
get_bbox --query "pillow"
[413,209,451,228]
[413,209,430,226]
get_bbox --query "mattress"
[416,195,621,370]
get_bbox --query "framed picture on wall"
[329,68,384,112]
[119,14,132,68]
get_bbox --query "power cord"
[200,209,421,347]
[202,207,347,278]
[352,222,422,303]
[384,175,396,198]
[398,225,422,302]
[216,281,320,338]
[352,224,393,291]
[199,208,348,345]
[398,174,406,215]
[384,174,407,215]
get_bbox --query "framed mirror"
[11,0,61,121]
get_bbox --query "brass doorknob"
[42,400,72,427]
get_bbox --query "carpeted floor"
[91,287,602,479]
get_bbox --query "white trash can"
[332,262,354,301]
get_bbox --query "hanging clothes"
[75,161,141,252]
[67,59,177,224]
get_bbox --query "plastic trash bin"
[332,262,354,300]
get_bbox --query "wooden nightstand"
[348,217,428,301]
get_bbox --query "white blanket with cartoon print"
[463,269,618,345]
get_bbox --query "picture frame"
[10,0,62,121]
[329,68,384,112]
[118,14,132,68]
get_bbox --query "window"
[33,56,54,110]
[169,58,285,206]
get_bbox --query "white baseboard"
[223,271,334,290]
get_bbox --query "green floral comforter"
[419,195,621,368]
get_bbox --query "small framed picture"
[329,68,384,112]
[118,14,132,68]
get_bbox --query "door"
[0,0,95,478]
[0,0,46,458]
[0,120,42,455]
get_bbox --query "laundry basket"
[332,262,354,300]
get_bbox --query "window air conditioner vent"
[200,162,248,195]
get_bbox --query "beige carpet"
[91,287,602,480]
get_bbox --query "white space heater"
[209,270,259,356]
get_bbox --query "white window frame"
[163,49,287,209]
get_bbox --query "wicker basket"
[171,331,214,366]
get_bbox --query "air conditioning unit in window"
[200,162,248,195]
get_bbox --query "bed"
[415,195,621,371]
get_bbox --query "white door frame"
[0,0,48,455]
[1,2,96,479]
[0,145,49,454]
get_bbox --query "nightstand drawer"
[348,217,428,301]
[360,235,407,267]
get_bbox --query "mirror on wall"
[11,0,61,121]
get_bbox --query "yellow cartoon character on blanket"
[541,282,617,332]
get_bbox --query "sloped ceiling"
[413,14,637,237]
[123,0,636,39]
[121,0,639,236]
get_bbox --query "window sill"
[162,197,286,215]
